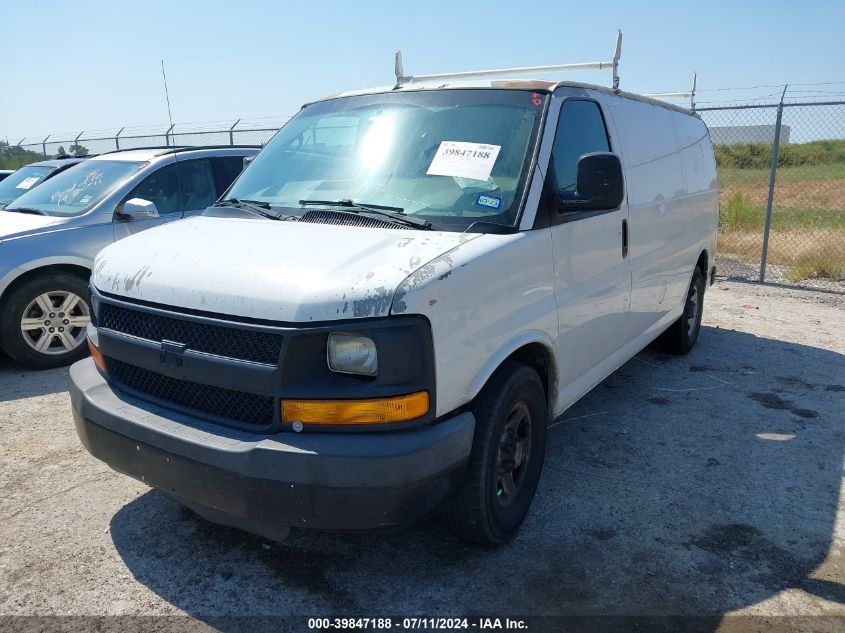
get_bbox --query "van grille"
[106,357,275,427]
[99,303,283,365]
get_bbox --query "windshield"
[0,165,55,206]
[7,160,146,217]
[225,89,547,230]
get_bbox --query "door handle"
[622,219,629,258]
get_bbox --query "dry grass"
[719,179,845,211]
[719,228,845,280]
[717,162,845,280]
[718,164,845,211]
[783,255,845,282]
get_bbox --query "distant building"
[708,124,790,146]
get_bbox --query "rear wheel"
[660,267,705,355]
[445,362,547,545]
[1,273,92,369]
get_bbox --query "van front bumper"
[69,359,475,538]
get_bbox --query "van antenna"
[394,30,623,90]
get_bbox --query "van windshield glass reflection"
[224,90,547,231]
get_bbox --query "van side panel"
[674,112,719,286]
[604,97,717,339]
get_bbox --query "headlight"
[327,333,378,376]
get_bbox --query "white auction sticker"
[16,176,39,190]
[427,141,501,182]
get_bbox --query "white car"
[70,64,717,544]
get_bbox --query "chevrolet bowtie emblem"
[160,340,187,368]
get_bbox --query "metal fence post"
[165,124,175,147]
[73,131,84,155]
[229,119,240,146]
[759,85,788,283]
[115,127,124,150]
[41,135,50,158]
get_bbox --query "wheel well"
[696,250,709,278]
[0,264,91,308]
[500,343,556,414]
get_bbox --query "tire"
[660,267,706,355]
[0,273,92,370]
[445,362,548,545]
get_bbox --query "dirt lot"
[1,280,844,631]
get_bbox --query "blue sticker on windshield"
[475,194,501,209]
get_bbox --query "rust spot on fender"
[352,286,392,317]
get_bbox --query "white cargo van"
[70,49,717,545]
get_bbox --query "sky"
[1,0,843,142]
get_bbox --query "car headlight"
[327,333,378,376]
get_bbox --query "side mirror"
[559,152,624,212]
[116,198,160,220]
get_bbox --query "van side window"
[551,100,611,196]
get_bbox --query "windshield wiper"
[4,207,46,215]
[215,198,283,220]
[299,199,432,230]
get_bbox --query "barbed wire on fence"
[2,117,294,165]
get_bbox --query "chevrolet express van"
[70,73,717,544]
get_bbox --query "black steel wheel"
[660,267,706,355]
[445,362,547,545]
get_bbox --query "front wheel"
[445,362,547,545]
[0,273,92,369]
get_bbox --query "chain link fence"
[2,103,844,287]
[698,100,845,288]
[0,118,289,170]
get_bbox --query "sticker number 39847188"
[427,141,501,182]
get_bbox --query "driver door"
[548,96,632,390]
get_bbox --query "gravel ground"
[1,281,844,631]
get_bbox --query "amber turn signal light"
[281,391,429,425]
[88,338,106,372]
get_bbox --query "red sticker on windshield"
[532,93,543,107]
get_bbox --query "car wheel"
[661,267,706,355]
[445,362,547,545]
[1,273,92,370]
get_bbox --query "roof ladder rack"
[395,30,623,91]
[645,72,698,110]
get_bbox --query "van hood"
[93,216,478,322]
[0,210,63,241]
